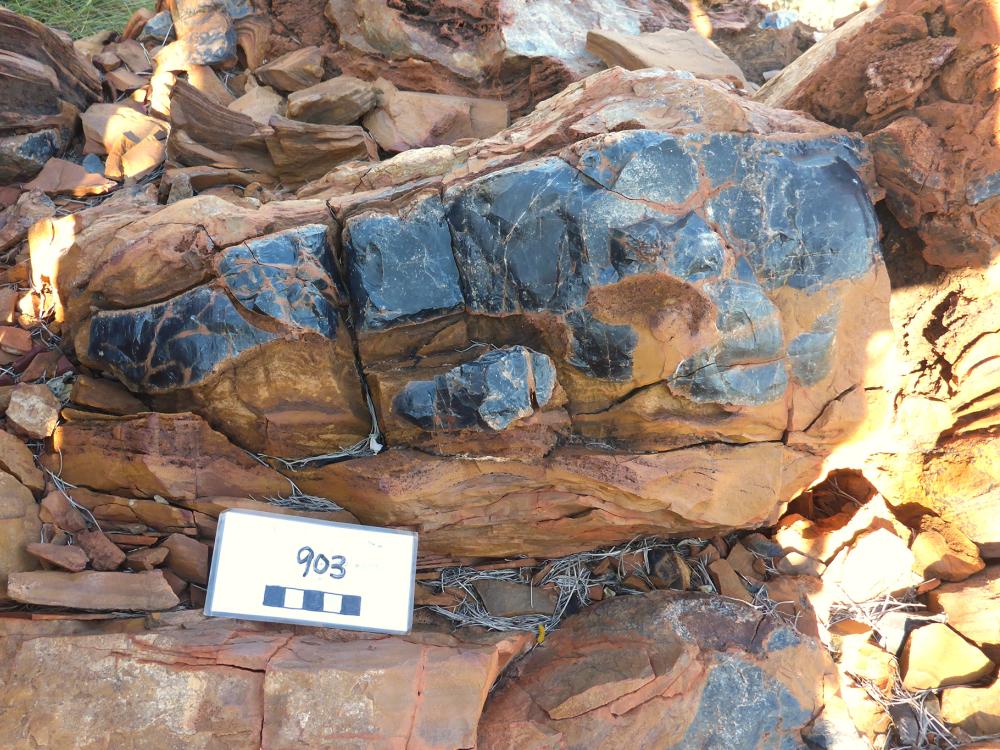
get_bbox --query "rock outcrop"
[37,69,889,557]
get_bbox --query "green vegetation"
[2,0,153,38]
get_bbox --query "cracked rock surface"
[38,69,889,558]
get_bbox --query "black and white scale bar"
[262,585,362,616]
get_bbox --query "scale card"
[204,509,418,634]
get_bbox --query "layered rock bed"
[1,0,999,747]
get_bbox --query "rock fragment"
[0,429,44,494]
[6,569,180,610]
[474,579,558,617]
[126,546,169,571]
[362,78,509,151]
[6,383,61,438]
[39,491,87,533]
[901,623,994,691]
[928,566,1000,651]
[255,46,323,92]
[286,75,377,125]
[0,473,40,598]
[162,533,209,584]
[75,529,126,571]
[26,542,88,572]
[586,28,746,85]
[942,678,1000,736]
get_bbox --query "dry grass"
[2,0,151,38]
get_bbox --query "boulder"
[478,590,859,748]
[756,0,996,268]
[0,612,530,749]
[942,678,1000,736]
[0,473,40,599]
[821,528,920,604]
[51,69,889,558]
[911,516,985,583]
[362,78,509,152]
[585,28,746,85]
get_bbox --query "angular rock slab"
[0,613,530,750]
[478,590,851,749]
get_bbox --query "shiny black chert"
[344,128,879,407]
[344,194,464,331]
[219,224,341,334]
[87,225,342,392]
[394,346,556,431]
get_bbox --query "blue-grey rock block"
[395,346,555,431]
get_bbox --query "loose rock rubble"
[0,0,998,748]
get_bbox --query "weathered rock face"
[0,611,529,749]
[324,0,772,114]
[43,69,888,557]
[759,1,1000,555]
[478,590,853,749]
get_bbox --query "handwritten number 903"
[297,546,346,579]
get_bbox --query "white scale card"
[204,509,418,634]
